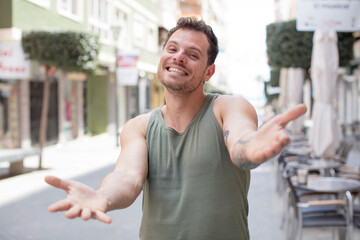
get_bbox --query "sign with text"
[0,42,30,79]
[297,0,360,32]
[116,52,139,86]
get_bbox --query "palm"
[45,176,112,224]
[246,104,307,164]
[66,181,106,208]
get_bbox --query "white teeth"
[168,67,186,75]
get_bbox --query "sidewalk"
[0,133,359,239]
[0,134,120,208]
[0,134,143,240]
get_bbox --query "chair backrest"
[336,141,353,161]
[340,142,353,159]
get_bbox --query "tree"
[22,31,99,168]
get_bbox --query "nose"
[173,50,186,64]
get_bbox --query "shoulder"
[121,111,152,138]
[214,94,256,116]
[213,94,251,106]
[213,94,257,127]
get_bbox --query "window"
[27,0,50,8]
[57,0,83,21]
[114,9,130,49]
[146,23,157,52]
[133,16,145,48]
[89,0,110,43]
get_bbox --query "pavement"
[0,133,359,240]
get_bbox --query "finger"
[65,205,81,219]
[278,104,307,127]
[95,210,112,224]
[48,199,72,212]
[81,207,92,221]
[276,131,290,147]
[45,175,70,191]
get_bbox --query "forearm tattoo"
[225,130,258,170]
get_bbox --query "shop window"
[0,80,19,148]
[0,81,10,141]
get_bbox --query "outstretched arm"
[214,95,307,170]
[45,114,149,223]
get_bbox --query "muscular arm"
[97,114,149,211]
[45,113,149,223]
[215,95,259,169]
[214,95,307,170]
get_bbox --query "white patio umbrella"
[286,67,306,134]
[309,30,343,156]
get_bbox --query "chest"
[147,117,231,180]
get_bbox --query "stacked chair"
[285,175,352,240]
[278,136,359,240]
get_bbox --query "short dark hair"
[163,17,219,66]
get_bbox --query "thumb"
[45,175,70,191]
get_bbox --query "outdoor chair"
[276,151,309,196]
[280,164,338,235]
[323,141,353,165]
[351,191,360,229]
[285,177,353,240]
[355,201,360,229]
[328,142,360,181]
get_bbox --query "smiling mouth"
[166,67,188,75]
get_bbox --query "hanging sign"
[0,42,30,79]
[297,0,360,32]
[116,52,139,86]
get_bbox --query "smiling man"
[45,17,306,239]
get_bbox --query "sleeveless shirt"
[140,94,251,240]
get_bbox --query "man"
[45,17,306,239]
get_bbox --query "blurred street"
[0,134,141,240]
[0,133,359,240]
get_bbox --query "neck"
[161,89,206,133]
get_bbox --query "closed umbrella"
[309,30,342,156]
[286,67,305,134]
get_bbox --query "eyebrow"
[167,40,203,55]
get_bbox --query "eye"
[167,47,176,52]
[189,53,199,59]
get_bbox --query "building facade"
[0,0,160,148]
[0,0,229,150]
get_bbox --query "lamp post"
[112,25,121,147]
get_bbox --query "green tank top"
[141,94,251,240]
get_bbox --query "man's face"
[158,29,214,96]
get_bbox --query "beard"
[158,63,205,96]
[160,77,204,96]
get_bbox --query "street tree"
[22,31,99,168]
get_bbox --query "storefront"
[0,41,30,148]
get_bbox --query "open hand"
[245,104,307,164]
[45,175,112,224]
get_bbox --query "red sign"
[117,53,139,67]
[0,42,30,79]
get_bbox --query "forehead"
[167,29,209,52]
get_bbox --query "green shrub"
[22,31,99,73]
[266,20,355,69]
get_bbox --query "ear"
[204,64,215,82]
